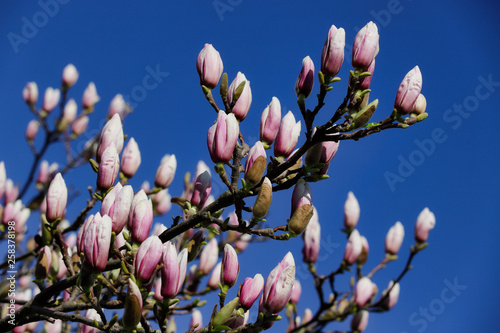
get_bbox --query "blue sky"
[1,1,500,332]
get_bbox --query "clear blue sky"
[1,1,499,332]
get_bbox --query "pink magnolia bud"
[83,135,98,158]
[344,191,360,229]
[45,173,68,222]
[226,211,242,244]
[135,236,163,282]
[166,318,177,333]
[227,309,249,329]
[260,97,282,145]
[2,200,22,226]
[115,232,126,255]
[205,262,221,291]
[414,207,435,243]
[260,252,296,314]
[81,309,101,333]
[240,274,264,311]
[1,202,14,225]
[82,82,100,109]
[351,309,369,332]
[321,25,345,77]
[38,196,47,216]
[227,72,252,121]
[198,238,219,275]
[96,146,120,190]
[207,111,239,163]
[161,242,188,298]
[96,113,124,163]
[63,104,78,126]
[274,111,301,158]
[130,198,153,243]
[188,261,198,290]
[304,137,339,174]
[25,120,39,142]
[121,138,141,178]
[287,316,299,332]
[195,160,211,180]
[44,319,62,333]
[128,190,148,225]
[302,207,320,263]
[381,280,400,309]
[357,235,369,265]
[288,203,313,237]
[153,277,163,301]
[303,308,313,324]
[61,99,77,127]
[196,43,223,89]
[234,233,251,252]
[190,161,212,208]
[101,184,133,234]
[36,160,50,185]
[352,21,379,69]
[16,207,30,241]
[35,245,52,279]
[291,179,312,218]
[0,161,5,200]
[394,66,423,115]
[221,244,239,288]
[290,279,302,304]
[295,56,315,98]
[123,279,143,329]
[23,82,38,105]
[151,222,167,237]
[359,60,375,90]
[355,277,373,307]
[83,213,112,272]
[411,94,427,116]
[54,251,67,280]
[100,182,122,216]
[244,141,267,184]
[43,87,60,113]
[108,94,126,119]
[153,189,172,215]
[49,162,59,178]
[190,309,203,331]
[252,177,272,219]
[343,229,362,265]
[155,154,177,188]
[77,214,91,254]
[4,179,18,204]
[62,64,79,87]
[71,115,89,137]
[64,232,76,250]
[385,221,405,255]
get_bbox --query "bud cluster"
[0,21,435,333]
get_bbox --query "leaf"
[207,225,220,235]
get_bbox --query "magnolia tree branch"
[0,22,435,333]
